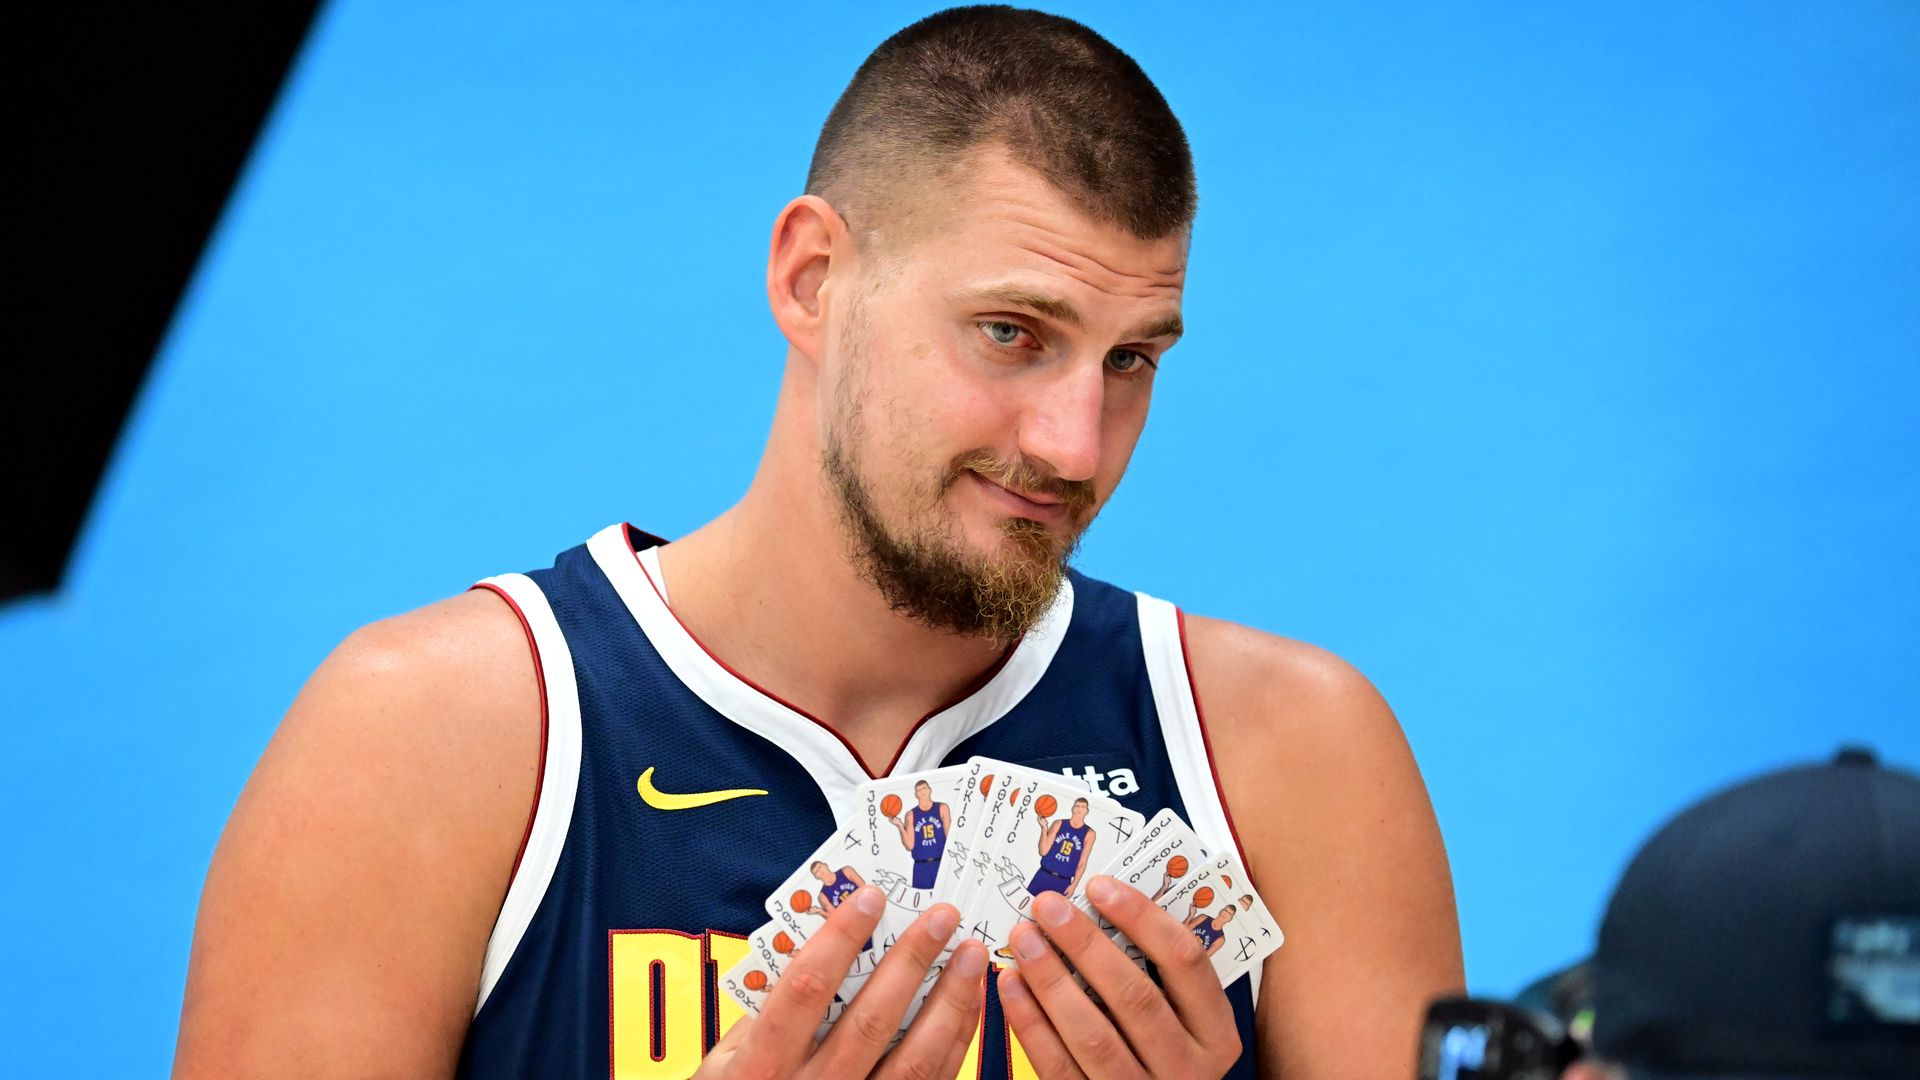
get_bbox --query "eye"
[980,320,1029,347]
[1107,349,1156,376]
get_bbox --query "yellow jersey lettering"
[610,930,704,1079]
[604,930,1030,1078]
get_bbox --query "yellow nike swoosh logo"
[636,766,769,811]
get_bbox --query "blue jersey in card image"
[1190,913,1229,956]
[908,802,949,886]
[1029,808,1096,896]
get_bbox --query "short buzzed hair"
[807,5,1195,246]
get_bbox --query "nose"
[1016,360,1104,484]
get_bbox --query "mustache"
[946,449,1096,515]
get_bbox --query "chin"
[979,519,1072,566]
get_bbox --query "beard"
[820,304,1096,641]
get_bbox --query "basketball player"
[810,861,875,951]
[1187,905,1238,959]
[890,779,951,889]
[1027,797,1095,898]
[174,8,1462,1079]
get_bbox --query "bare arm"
[173,590,541,1078]
[1185,614,1464,1080]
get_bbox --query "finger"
[1027,890,1190,1076]
[747,886,885,1067]
[875,940,989,1080]
[1087,876,1240,1051]
[813,902,961,1075]
[1004,921,1148,1080]
[701,1012,751,1068]
[996,968,1088,1080]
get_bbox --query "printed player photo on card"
[1083,807,1211,961]
[762,828,885,989]
[957,764,1144,956]
[855,764,971,952]
[1158,850,1285,986]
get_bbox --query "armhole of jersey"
[471,573,583,1016]
[1136,592,1265,1004]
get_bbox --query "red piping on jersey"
[472,581,550,894]
[623,524,1020,781]
[1176,607,1253,875]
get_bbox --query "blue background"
[3,2,1915,1073]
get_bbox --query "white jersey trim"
[472,572,584,1015]
[1136,591,1265,1003]
[591,524,1072,807]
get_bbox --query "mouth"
[965,470,1071,523]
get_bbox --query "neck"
[654,360,1015,772]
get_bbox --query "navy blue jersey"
[822,868,874,952]
[1194,918,1227,954]
[1028,820,1094,896]
[456,524,1262,1078]
[910,804,947,890]
[823,868,861,910]
[910,805,946,858]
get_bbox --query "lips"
[968,471,1071,521]
[989,477,1061,506]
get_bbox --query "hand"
[697,887,989,1080]
[998,876,1241,1080]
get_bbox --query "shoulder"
[1177,613,1463,1078]
[281,588,541,816]
[1177,611,1437,881]
[1178,613,1402,770]
[268,585,543,895]
[175,589,542,1075]
[318,587,538,726]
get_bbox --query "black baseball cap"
[1591,746,1920,1077]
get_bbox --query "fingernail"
[1034,891,1072,928]
[1087,876,1118,906]
[952,943,986,978]
[1014,924,1049,960]
[928,904,958,942]
[999,970,1028,1000]
[855,886,885,916]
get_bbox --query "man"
[891,779,952,890]
[173,7,1461,1078]
[810,861,876,953]
[1188,905,1238,959]
[1028,796,1096,898]
[1560,747,1919,1080]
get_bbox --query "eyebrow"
[965,286,1183,344]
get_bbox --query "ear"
[766,195,847,366]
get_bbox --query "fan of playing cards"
[721,755,1284,1034]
